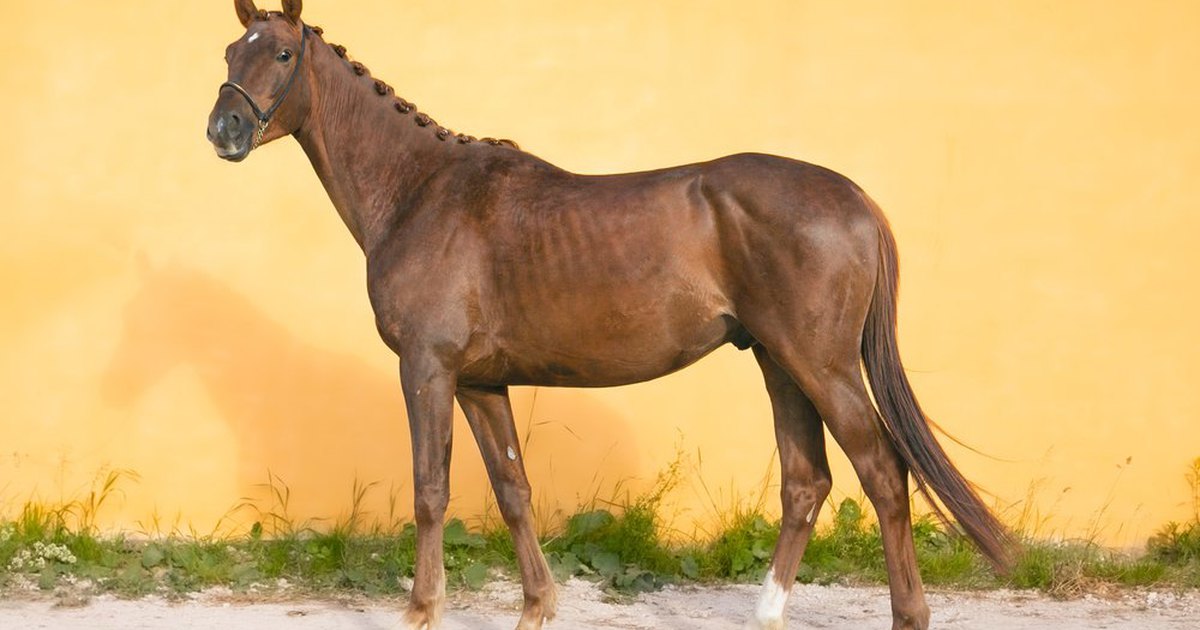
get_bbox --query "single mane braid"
[309,25,520,150]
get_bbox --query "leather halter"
[219,24,310,149]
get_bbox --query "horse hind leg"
[456,385,557,630]
[761,340,930,630]
[745,345,832,630]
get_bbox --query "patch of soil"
[0,579,1196,629]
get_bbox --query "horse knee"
[495,477,533,521]
[413,483,449,524]
[780,472,831,529]
[855,462,912,521]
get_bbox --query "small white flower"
[11,574,38,591]
[32,542,77,565]
[7,548,32,571]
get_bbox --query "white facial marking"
[752,568,789,627]
[805,504,816,524]
[247,32,261,44]
[506,446,517,461]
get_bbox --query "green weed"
[1148,521,1200,566]
[1143,458,1200,587]
[798,497,888,585]
[543,459,683,593]
[4,457,1200,599]
[699,510,777,582]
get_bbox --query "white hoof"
[746,568,789,630]
[743,617,786,630]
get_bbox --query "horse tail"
[860,199,1014,572]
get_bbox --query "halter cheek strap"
[219,24,310,149]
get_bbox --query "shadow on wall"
[100,263,640,528]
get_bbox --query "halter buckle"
[254,118,269,148]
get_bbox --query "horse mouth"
[216,144,252,162]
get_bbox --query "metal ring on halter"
[219,24,310,150]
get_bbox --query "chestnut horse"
[206,2,1010,629]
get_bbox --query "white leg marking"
[748,568,788,629]
[506,446,517,461]
[805,503,816,524]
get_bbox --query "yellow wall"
[2,0,1198,547]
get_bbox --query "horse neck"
[293,38,457,253]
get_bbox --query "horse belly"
[463,292,739,388]
[461,169,742,386]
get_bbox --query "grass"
[2,460,1200,601]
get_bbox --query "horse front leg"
[399,356,456,629]
[457,385,556,630]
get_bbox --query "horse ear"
[282,0,302,24]
[234,0,258,27]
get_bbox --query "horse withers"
[207,2,1011,628]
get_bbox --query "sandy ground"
[1,579,1197,629]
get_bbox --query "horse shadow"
[101,263,640,530]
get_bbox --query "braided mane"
[256,13,520,150]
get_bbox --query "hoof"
[515,586,558,630]
[403,602,443,630]
[515,614,545,630]
[891,605,931,630]
[743,618,785,630]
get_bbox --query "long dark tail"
[861,203,1014,572]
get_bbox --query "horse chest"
[365,264,476,357]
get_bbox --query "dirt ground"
[1,579,1197,629]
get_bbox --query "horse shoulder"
[364,216,486,358]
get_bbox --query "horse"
[206,2,1011,629]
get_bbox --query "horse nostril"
[222,113,243,140]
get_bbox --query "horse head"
[207,0,310,161]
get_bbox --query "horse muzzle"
[206,109,254,162]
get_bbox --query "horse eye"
[276,50,293,63]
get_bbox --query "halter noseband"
[219,24,310,149]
